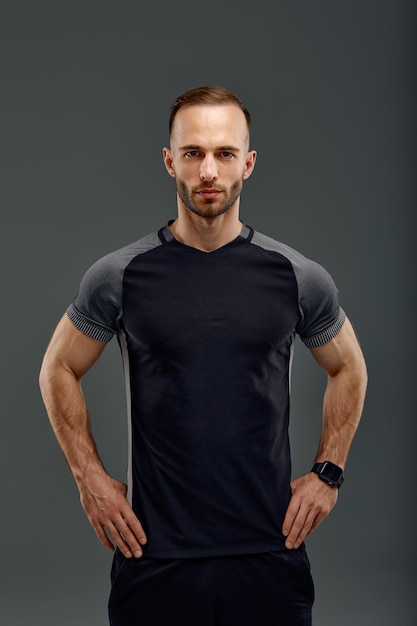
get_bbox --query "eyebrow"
[179,144,241,153]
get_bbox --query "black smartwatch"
[311,461,344,488]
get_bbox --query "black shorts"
[108,547,314,626]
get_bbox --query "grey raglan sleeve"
[66,252,125,342]
[250,231,346,349]
[294,257,346,349]
[66,230,163,342]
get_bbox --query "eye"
[185,150,200,158]
[220,151,234,159]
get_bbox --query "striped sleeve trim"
[66,303,114,343]
[302,308,346,349]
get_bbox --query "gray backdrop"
[1,1,415,624]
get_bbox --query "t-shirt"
[67,222,346,558]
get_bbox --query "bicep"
[310,317,366,377]
[41,313,108,380]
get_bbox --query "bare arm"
[282,317,367,549]
[39,314,147,558]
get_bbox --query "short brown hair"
[169,85,251,137]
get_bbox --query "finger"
[287,509,318,549]
[284,513,305,549]
[121,509,148,545]
[93,522,117,554]
[116,510,149,555]
[107,521,136,558]
[305,510,326,538]
[282,497,301,539]
[114,517,144,559]
[283,500,314,549]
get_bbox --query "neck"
[169,203,242,252]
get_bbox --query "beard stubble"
[175,178,243,218]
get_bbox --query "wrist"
[73,456,109,488]
[311,460,344,488]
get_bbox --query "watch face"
[321,461,343,484]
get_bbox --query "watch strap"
[311,461,344,488]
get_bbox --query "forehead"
[170,104,249,148]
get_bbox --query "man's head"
[169,86,251,143]
[164,86,256,219]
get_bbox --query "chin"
[190,205,231,219]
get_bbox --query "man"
[39,86,367,625]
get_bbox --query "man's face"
[164,105,256,219]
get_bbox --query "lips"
[197,188,222,199]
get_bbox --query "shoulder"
[87,230,162,275]
[68,230,163,339]
[249,228,344,345]
[79,230,162,289]
[250,229,304,261]
[250,229,334,288]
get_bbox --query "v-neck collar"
[159,221,253,254]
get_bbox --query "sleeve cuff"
[66,303,114,342]
[301,308,346,349]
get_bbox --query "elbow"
[354,348,368,391]
[343,351,368,403]
[330,349,368,397]
[351,352,368,392]
[39,352,65,398]
[39,354,53,399]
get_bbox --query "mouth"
[196,188,222,200]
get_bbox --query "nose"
[200,154,218,182]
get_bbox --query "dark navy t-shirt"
[67,223,345,558]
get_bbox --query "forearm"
[39,317,146,556]
[315,355,367,468]
[283,319,367,548]
[39,363,107,487]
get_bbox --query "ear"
[163,147,176,177]
[242,150,257,181]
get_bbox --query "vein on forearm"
[316,357,367,467]
[40,364,105,484]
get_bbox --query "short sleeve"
[295,259,346,348]
[65,230,163,342]
[249,230,346,349]
[66,252,125,342]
